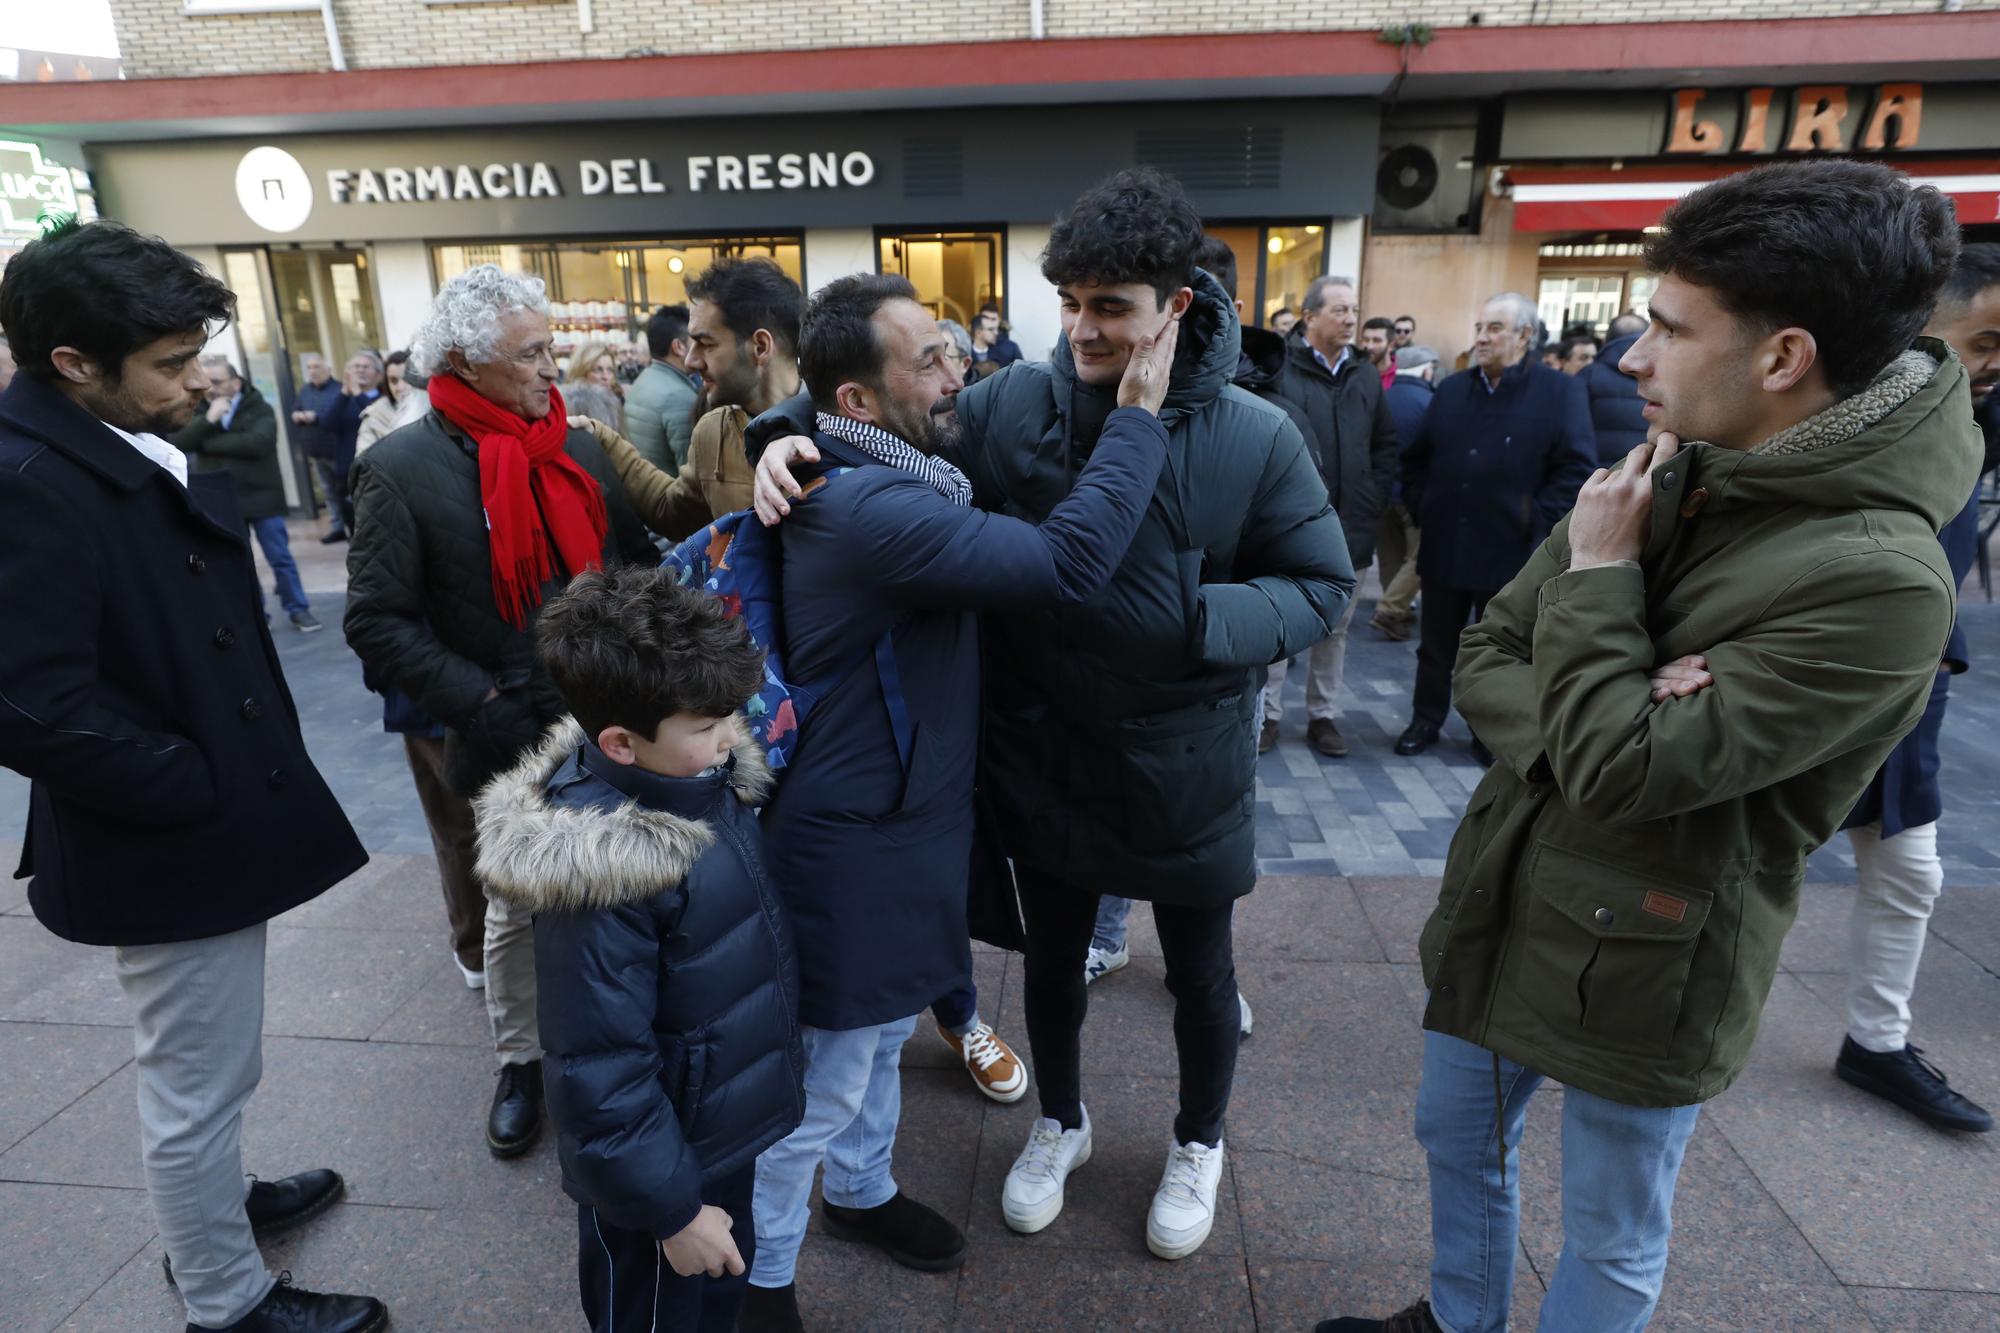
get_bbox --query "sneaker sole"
[1836,1061,1994,1132]
[819,1215,966,1271]
[972,1068,1029,1104]
[1003,1139,1091,1234]
[1145,1214,1215,1261]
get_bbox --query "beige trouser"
[1374,503,1421,622]
[484,890,541,1066]
[1265,595,1359,725]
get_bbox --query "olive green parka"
[1421,340,1984,1107]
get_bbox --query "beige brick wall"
[109,0,2000,80]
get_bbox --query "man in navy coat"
[1395,292,1596,757]
[0,222,382,1332]
[740,273,1175,1333]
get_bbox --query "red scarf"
[429,374,608,629]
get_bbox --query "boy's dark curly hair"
[1041,167,1205,308]
[536,566,766,740]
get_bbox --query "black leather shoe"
[487,1059,544,1157]
[738,1282,805,1333]
[189,1272,386,1332]
[1394,721,1440,757]
[165,1171,346,1286]
[1836,1037,1993,1132]
[820,1191,965,1271]
[1316,1297,1444,1333]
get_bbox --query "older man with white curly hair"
[344,264,654,1157]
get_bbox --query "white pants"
[484,891,542,1066]
[114,922,276,1328]
[1844,821,1943,1053]
[1264,595,1359,725]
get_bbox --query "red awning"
[1509,160,2000,232]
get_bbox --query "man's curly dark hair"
[1041,167,1205,309]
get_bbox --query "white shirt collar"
[101,419,189,488]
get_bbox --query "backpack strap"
[873,628,914,775]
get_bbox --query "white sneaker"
[1238,992,1253,1039]
[1083,943,1129,985]
[1146,1135,1224,1260]
[457,960,486,991]
[1002,1108,1092,1234]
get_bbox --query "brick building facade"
[107,0,2000,79]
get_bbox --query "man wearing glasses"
[345,264,655,1160]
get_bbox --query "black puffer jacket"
[475,721,805,1237]
[1271,333,1400,567]
[957,271,1355,906]
[344,410,653,795]
[1581,332,1647,465]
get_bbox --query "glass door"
[220,247,309,511]
[877,229,1005,328]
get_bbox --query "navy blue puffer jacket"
[1581,332,1647,465]
[474,720,804,1239]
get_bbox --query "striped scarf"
[815,412,973,507]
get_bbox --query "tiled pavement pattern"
[1,521,1996,1331]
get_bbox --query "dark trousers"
[578,1170,755,1333]
[311,456,353,535]
[931,983,978,1032]
[245,516,309,617]
[401,734,485,973]
[1412,583,1492,727]
[1016,867,1239,1146]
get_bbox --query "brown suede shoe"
[1258,719,1279,754]
[1370,613,1412,642]
[1306,718,1348,758]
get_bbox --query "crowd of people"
[0,154,1995,1333]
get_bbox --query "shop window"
[431,236,803,358]
[1203,223,1328,328]
[878,230,1004,329]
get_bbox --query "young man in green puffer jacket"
[1323,161,1984,1333]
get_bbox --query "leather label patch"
[1642,890,1689,923]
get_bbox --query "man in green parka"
[1322,162,1983,1333]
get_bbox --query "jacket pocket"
[1518,843,1712,1058]
[1114,697,1254,854]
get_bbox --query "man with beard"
[752,169,1353,1268]
[737,272,1178,1333]
[581,258,801,540]
[0,221,382,1333]
[1821,240,1999,1135]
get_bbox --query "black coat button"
[1594,907,1614,926]
[1436,983,1456,999]
[1660,471,1678,488]
[266,768,289,791]
[213,627,236,649]
[240,697,263,720]
[1471,889,1490,905]
[187,553,206,575]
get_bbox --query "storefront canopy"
[1509,159,2000,232]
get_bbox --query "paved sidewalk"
[1,523,1996,1330]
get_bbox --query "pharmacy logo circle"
[235,146,313,234]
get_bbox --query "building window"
[430,235,803,354]
[1203,223,1328,328]
[1535,240,1658,337]
[877,229,1004,329]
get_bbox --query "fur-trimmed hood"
[472,716,773,913]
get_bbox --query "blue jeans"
[246,516,309,618]
[1415,1030,1701,1333]
[1092,895,1132,953]
[750,1014,917,1288]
